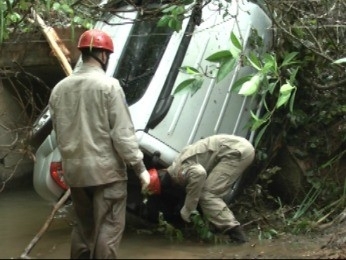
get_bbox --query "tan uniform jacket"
[49,63,146,187]
[167,134,253,178]
[167,134,254,214]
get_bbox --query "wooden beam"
[30,8,73,76]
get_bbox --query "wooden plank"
[0,28,83,68]
[31,9,72,76]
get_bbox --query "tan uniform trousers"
[70,181,127,259]
[183,145,255,232]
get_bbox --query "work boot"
[227,225,249,243]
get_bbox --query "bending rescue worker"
[146,134,255,243]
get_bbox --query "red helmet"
[147,168,161,195]
[77,29,114,53]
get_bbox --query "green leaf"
[168,17,177,29]
[216,58,236,83]
[179,66,201,75]
[254,122,269,148]
[73,16,83,23]
[157,15,170,27]
[190,78,204,97]
[268,81,278,95]
[289,67,300,83]
[239,74,262,96]
[52,2,61,10]
[230,32,242,58]
[251,118,267,131]
[173,6,185,15]
[176,20,183,32]
[277,82,296,108]
[251,111,270,130]
[18,1,30,10]
[173,78,195,95]
[168,17,182,32]
[276,92,291,108]
[239,80,255,96]
[262,58,276,74]
[9,12,21,22]
[289,87,297,112]
[262,53,277,73]
[247,51,262,71]
[280,82,295,94]
[281,52,299,67]
[231,75,253,92]
[182,0,194,4]
[162,5,178,13]
[205,50,232,62]
[61,4,73,14]
[250,110,259,121]
[333,57,346,64]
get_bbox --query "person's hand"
[180,205,191,223]
[139,170,150,192]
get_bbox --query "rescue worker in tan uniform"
[146,134,255,243]
[49,29,150,259]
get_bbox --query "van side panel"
[139,1,272,165]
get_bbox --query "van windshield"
[113,16,173,105]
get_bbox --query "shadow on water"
[0,187,321,259]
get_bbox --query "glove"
[180,205,191,223]
[139,170,150,192]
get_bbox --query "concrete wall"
[0,80,34,190]
[0,27,84,190]
[0,27,83,68]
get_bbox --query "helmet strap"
[89,52,108,71]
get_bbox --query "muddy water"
[0,187,320,259]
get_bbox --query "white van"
[32,0,272,208]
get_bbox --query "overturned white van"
[32,0,272,213]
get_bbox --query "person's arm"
[108,82,150,189]
[180,164,207,222]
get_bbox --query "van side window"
[113,16,173,105]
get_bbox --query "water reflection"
[0,187,318,259]
[0,188,69,259]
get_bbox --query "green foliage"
[238,73,263,96]
[170,0,345,237]
[51,2,93,29]
[174,30,301,148]
[157,0,196,32]
[0,0,27,42]
[157,3,187,32]
[174,67,204,96]
[153,210,229,244]
[157,212,184,242]
[258,227,279,240]
[0,0,98,43]
[253,151,346,235]
[190,212,229,244]
[291,186,322,222]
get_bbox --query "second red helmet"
[147,168,161,195]
[77,29,114,53]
